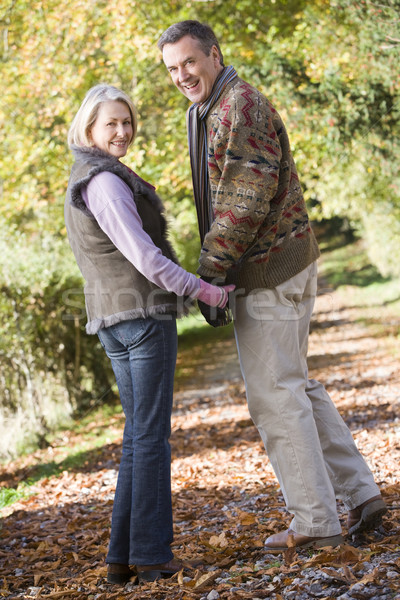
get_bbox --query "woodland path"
[0,284,399,599]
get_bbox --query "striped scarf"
[187,65,238,243]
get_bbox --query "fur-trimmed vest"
[64,146,183,334]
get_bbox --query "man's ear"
[211,44,222,68]
[211,45,220,62]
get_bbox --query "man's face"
[162,35,223,104]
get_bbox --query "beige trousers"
[233,261,380,536]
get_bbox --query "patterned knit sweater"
[197,76,320,293]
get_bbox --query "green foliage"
[0,485,28,509]
[1,0,400,457]
[0,222,115,459]
[280,0,400,274]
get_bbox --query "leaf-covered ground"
[1,286,400,600]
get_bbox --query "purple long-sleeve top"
[81,171,201,298]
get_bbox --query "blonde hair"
[68,84,138,148]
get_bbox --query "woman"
[65,84,234,584]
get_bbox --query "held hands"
[196,278,235,328]
[196,278,235,308]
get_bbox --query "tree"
[1,0,399,456]
[266,0,400,275]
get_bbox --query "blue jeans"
[98,317,177,565]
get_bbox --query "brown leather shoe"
[107,563,135,584]
[137,558,200,583]
[264,528,344,553]
[347,495,387,534]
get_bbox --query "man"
[158,20,386,552]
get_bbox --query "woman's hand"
[196,279,235,308]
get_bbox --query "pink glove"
[196,279,235,308]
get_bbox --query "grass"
[318,235,400,354]
[0,403,126,511]
[0,485,29,510]
[318,236,400,310]
[177,309,234,339]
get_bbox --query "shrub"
[0,223,115,460]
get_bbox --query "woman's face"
[89,100,133,158]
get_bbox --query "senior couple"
[65,20,386,585]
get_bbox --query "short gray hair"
[68,84,137,148]
[157,20,224,66]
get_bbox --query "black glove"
[198,276,233,328]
